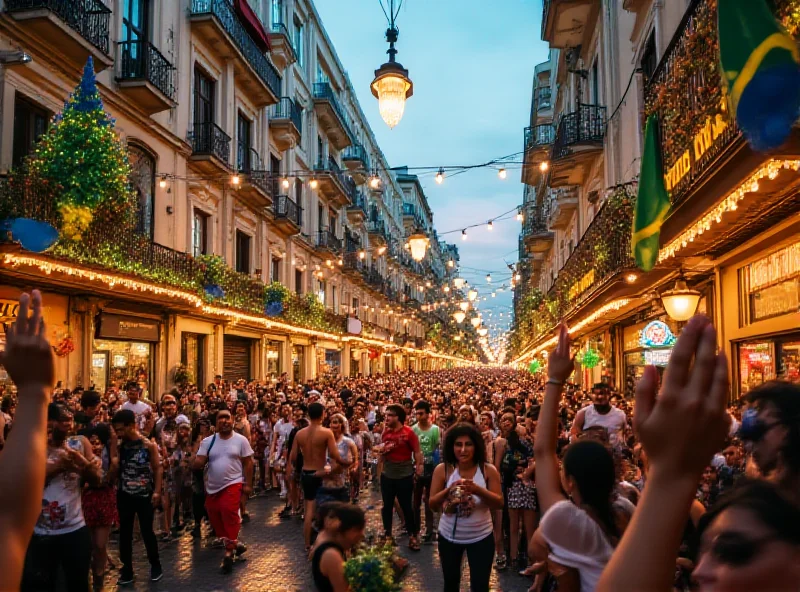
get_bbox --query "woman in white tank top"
[430,423,504,592]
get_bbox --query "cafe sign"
[568,269,596,301]
[0,299,19,323]
[96,313,160,342]
[664,105,730,194]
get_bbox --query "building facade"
[0,0,473,399]
[512,0,800,400]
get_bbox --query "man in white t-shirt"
[570,383,627,446]
[193,408,253,574]
[270,404,294,498]
[120,381,154,435]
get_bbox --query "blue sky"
[315,0,549,347]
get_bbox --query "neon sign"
[640,320,677,348]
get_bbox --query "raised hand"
[633,315,729,481]
[547,324,574,384]
[0,290,55,390]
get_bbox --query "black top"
[312,541,345,592]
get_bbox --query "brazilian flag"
[632,114,670,272]
[719,0,800,151]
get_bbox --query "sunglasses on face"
[702,533,774,567]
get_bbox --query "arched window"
[128,143,155,238]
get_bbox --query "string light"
[377,246,387,255]
[359,250,366,260]
[447,259,455,268]
[498,168,507,180]
[369,175,381,189]
[461,229,467,241]
[486,273,492,283]
[436,168,445,184]
[231,174,240,186]
[282,177,290,189]
[539,161,549,173]
[159,175,168,189]
[659,159,800,262]
[487,220,493,231]
[310,178,319,189]
[516,210,523,222]
[443,285,450,293]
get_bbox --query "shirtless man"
[289,402,353,550]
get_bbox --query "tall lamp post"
[371,0,413,129]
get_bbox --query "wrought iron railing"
[6,0,111,54]
[367,219,388,241]
[315,155,357,203]
[270,21,296,53]
[273,194,302,226]
[524,124,555,152]
[522,198,552,236]
[312,82,355,140]
[117,40,176,101]
[342,252,364,273]
[348,193,367,215]
[271,97,303,134]
[190,121,231,164]
[342,143,371,171]
[552,104,606,160]
[191,0,281,100]
[316,228,342,253]
[536,87,552,111]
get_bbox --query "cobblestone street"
[103,489,532,591]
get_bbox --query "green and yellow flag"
[719,0,800,151]
[632,114,670,272]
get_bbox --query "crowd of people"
[0,290,799,592]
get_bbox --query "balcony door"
[128,144,155,238]
[271,0,283,26]
[122,0,149,73]
[194,67,215,127]
[237,112,253,172]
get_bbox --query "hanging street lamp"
[371,0,413,129]
[661,274,702,322]
[453,311,466,324]
[407,232,430,262]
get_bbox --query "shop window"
[292,344,304,383]
[192,209,209,257]
[92,340,153,396]
[128,143,156,238]
[235,230,251,274]
[12,95,50,168]
[739,341,776,395]
[181,332,205,389]
[265,340,282,376]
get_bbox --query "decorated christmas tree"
[27,57,134,240]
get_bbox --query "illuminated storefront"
[92,313,160,397]
[622,319,679,398]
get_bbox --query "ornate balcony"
[189,122,232,174]
[521,123,555,185]
[4,0,112,71]
[367,219,389,247]
[272,194,302,234]
[315,228,342,256]
[235,147,272,207]
[267,21,297,70]
[269,97,302,151]
[116,40,176,114]
[522,198,554,255]
[548,187,579,230]
[541,0,600,49]
[342,143,370,185]
[314,156,356,207]
[312,82,353,150]
[550,104,606,188]
[190,0,281,107]
[346,193,368,225]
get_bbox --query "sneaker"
[279,490,287,499]
[495,554,507,571]
[117,572,134,586]
[160,533,173,543]
[422,532,434,544]
[151,565,164,582]
[235,542,248,557]
[221,555,234,574]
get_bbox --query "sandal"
[408,535,421,551]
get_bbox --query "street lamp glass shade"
[459,302,470,312]
[453,311,466,324]
[661,278,702,322]
[467,289,478,302]
[453,277,466,289]
[371,64,413,129]
[408,233,430,262]
[470,317,481,328]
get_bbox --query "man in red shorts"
[193,408,254,574]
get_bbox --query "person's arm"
[289,432,299,468]
[320,547,350,592]
[106,432,120,485]
[493,438,506,472]
[74,435,102,486]
[596,316,729,592]
[148,439,163,507]
[533,324,573,514]
[242,420,252,442]
[427,463,450,512]
[411,431,424,477]
[0,291,55,591]
[569,408,586,441]
[241,455,254,496]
